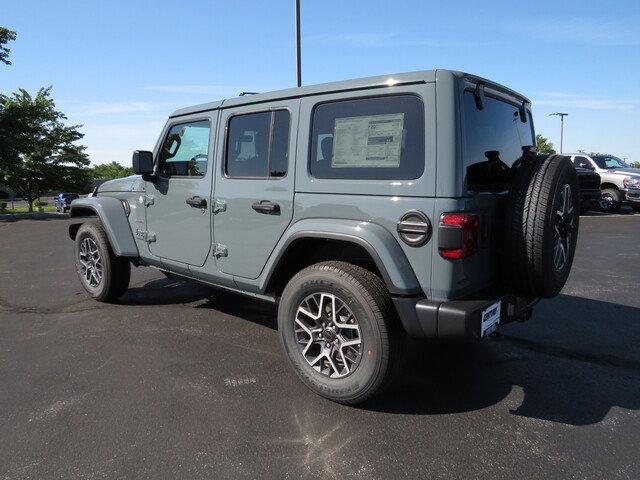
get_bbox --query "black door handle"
[251,200,280,214]
[186,196,207,208]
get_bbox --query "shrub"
[0,202,6,211]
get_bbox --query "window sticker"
[332,113,404,168]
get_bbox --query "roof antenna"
[239,92,259,96]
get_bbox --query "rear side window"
[463,92,531,190]
[309,95,424,180]
[225,110,291,178]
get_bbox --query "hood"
[97,175,145,193]
[606,168,640,177]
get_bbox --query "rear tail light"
[439,213,479,259]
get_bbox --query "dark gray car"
[68,70,580,403]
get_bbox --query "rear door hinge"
[213,199,227,214]
[213,243,228,258]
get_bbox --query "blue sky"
[2,0,639,165]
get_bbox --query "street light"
[295,0,302,87]
[549,112,568,154]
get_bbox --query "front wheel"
[278,261,402,404]
[598,188,622,213]
[74,221,131,302]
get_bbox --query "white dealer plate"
[481,300,501,337]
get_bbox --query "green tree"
[536,134,556,155]
[92,161,133,179]
[0,27,16,65]
[0,87,91,211]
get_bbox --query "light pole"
[549,112,568,154]
[295,0,302,87]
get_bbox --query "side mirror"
[132,150,154,175]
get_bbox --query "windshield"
[592,155,629,169]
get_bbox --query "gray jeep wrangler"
[69,70,579,404]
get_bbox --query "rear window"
[309,95,424,180]
[463,92,533,190]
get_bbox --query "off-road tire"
[504,154,579,298]
[278,261,403,404]
[74,221,131,302]
[598,188,622,213]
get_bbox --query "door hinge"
[213,243,228,258]
[213,199,227,214]
[139,195,154,207]
[135,229,156,243]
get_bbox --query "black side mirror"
[132,150,154,175]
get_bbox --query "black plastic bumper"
[393,294,534,342]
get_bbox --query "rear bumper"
[393,294,534,341]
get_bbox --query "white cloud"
[67,101,153,116]
[79,119,166,165]
[533,93,638,112]
[304,32,475,48]
[512,18,639,46]
[145,84,255,96]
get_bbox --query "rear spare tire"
[504,154,579,298]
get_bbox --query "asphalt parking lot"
[1,213,639,479]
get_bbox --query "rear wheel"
[74,221,130,302]
[598,188,622,213]
[278,261,402,404]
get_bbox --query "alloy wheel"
[553,184,574,272]
[599,192,615,211]
[78,236,103,287]
[294,293,362,378]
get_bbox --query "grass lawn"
[0,205,57,214]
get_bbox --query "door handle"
[251,200,280,214]
[186,196,207,208]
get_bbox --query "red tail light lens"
[439,213,479,259]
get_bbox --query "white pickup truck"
[570,153,640,213]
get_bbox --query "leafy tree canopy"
[0,87,91,211]
[0,27,16,65]
[536,134,556,155]
[92,161,133,179]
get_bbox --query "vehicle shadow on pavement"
[0,213,70,223]
[119,277,214,306]
[365,295,640,426]
[121,277,279,329]
[118,278,640,427]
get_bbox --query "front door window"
[158,120,210,177]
